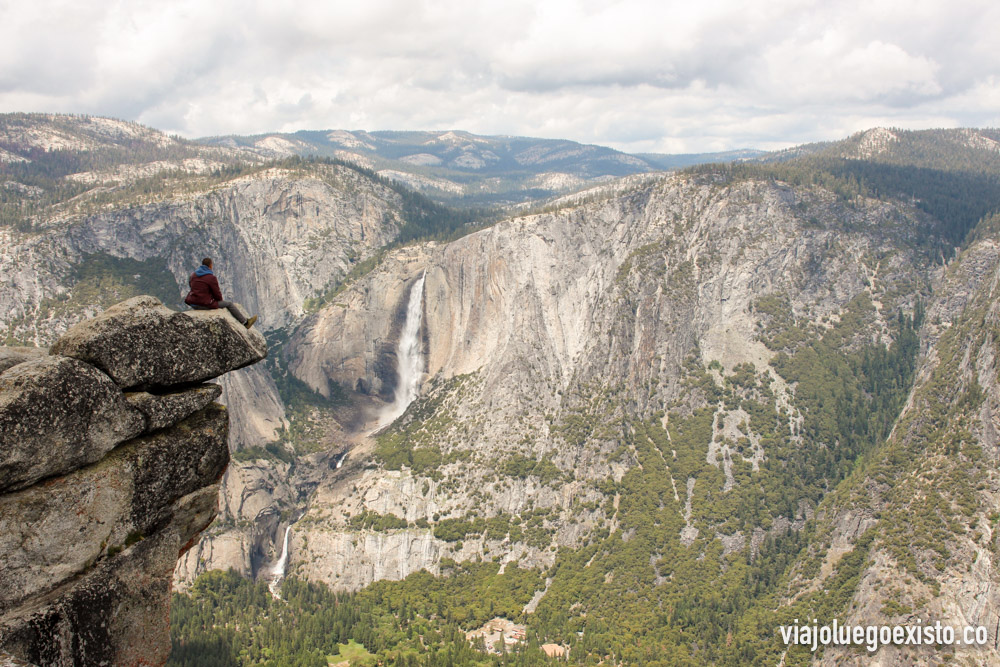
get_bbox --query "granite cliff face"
[230,168,1000,664]
[1,164,405,341]
[0,296,266,666]
[238,172,934,591]
[295,174,917,407]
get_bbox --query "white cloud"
[0,0,996,152]
[761,35,942,105]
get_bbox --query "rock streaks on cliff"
[270,172,934,592]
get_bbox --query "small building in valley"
[465,617,527,654]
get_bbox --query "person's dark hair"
[202,257,213,268]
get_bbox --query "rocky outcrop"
[50,296,266,389]
[126,384,222,432]
[0,296,266,666]
[0,348,45,374]
[0,355,144,492]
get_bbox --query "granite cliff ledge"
[0,296,266,666]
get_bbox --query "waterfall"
[378,272,426,428]
[275,525,291,577]
[268,526,292,597]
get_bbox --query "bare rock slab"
[0,403,229,618]
[125,383,222,432]
[0,356,144,493]
[50,295,266,390]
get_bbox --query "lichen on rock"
[0,355,145,493]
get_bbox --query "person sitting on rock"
[184,257,258,329]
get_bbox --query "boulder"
[0,403,229,617]
[50,296,266,390]
[0,356,145,493]
[125,383,222,432]
[0,348,46,375]
[0,294,264,665]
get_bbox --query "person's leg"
[188,304,210,310]
[217,300,248,324]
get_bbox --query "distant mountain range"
[198,128,762,206]
[197,125,1000,206]
[636,148,766,169]
[4,114,998,212]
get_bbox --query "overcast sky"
[0,0,997,153]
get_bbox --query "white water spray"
[378,272,426,428]
[268,526,292,597]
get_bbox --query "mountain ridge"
[199,127,771,206]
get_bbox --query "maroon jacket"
[185,270,223,308]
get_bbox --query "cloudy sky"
[0,0,997,153]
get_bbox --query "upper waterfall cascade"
[379,272,426,427]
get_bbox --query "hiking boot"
[245,315,258,329]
